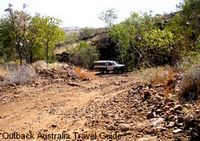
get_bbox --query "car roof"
[94,60,116,63]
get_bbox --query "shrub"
[179,65,200,101]
[69,41,99,69]
[2,65,37,85]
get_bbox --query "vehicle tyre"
[114,68,118,74]
[121,67,125,73]
[100,69,104,74]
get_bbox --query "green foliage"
[0,5,66,64]
[69,41,99,68]
[98,8,118,27]
[109,19,137,70]
[79,27,95,40]
[0,7,31,64]
[182,0,200,33]
[0,17,15,61]
[109,10,197,69]
[109,12,161,70]
[142,29,175,64]
[65,32,79,46]
[29,15,66,64]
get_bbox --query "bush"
[2,65,36,85]
[179,65,200,101]
[69,41,99,69]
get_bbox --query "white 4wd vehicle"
[93,60,125,74]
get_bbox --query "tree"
[98,8,118,27]
[2,4,30,64]
[0,4,66,64]
[0,17,15,62]
[28,15,66,64]
[109,12,185,68]
[109,12,154,69]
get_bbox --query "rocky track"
[0,73,199,141]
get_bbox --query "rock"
[67,82,79,86]
[13,95,19,98]
[195,109,200,114]
[150,117,165,126]
[105,125,115,130]
[113,96,119,102]
[119,123,130,132]
[147,112,156,119]
[143,90,151,101]
[156,109,162,113]
[167,122,175,128]
[174,105,183,111]
[138,107,143,112]
[0,75,4,81]
[145,127,157,134]
[50,124,57,128]
[167,115,177,121]
[155,84,164,87]
[172,129,182,133]
[177,116,184,123]
[163,105,170,111]
[137,136,157,141]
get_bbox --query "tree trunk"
[45,41,49,66]
[26,45,33,64]
[130,41,142,69]
[17,41,23,65]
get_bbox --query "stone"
[167,115,177,121]
[67,82,79,86]
[167,122,175,128]
[174,105,183,111]
[147,112,156,119]
[106,125,115,130]
[50,124,57,128]
[172,129,182,133]
[119,123,130,132]
[143,90,151,101]
[155,84,164,87]
[137,136,157,141]
[156,109,162,113]
[150,117,165,126]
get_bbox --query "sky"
[0,0,183,28]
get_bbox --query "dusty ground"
[0,73,144,141]
[0,70,199,141]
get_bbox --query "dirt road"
[0,73,143,141]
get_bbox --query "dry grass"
[138,66,178,96]
[179,65,200,101]
[75,67,97,80]
[151,67,176,84]
[0,67,6,81]
[32,61,70,69]
[151,67,178,95]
